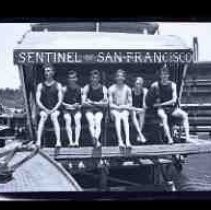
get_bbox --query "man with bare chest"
[108,69,132,148]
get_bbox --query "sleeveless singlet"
[157,81,176,114]
[63,85,81,105]
[87,84,104,102]
[40,82,59,110]
[158,81,174,103]
[132,89,144,108]
[86,84,104,113]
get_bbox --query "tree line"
[0,87,25,109]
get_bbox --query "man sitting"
[131,77,147,143]
[63,70,82,147]
[108,69,132,148]
[36,65,63,147]
[149,65,190,144]
[82,70,108,147]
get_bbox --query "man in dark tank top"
[149,65,190,143]
[63,71,82,147]
[36,65,63,147]
[82,70,108,147]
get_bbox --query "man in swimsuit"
[108,69,132,148]
[63,70,82,147]
[131,77,147,143]
[36,65,63,147]
[82,70,108,147]
[150,65,190,144]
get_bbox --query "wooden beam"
[42,140,211,160]
[18,65,34,141]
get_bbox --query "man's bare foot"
[140,135,147,144]
[96,141,101,148]
[118,142,125,149]
[55,142,62,148]
[186,137,195,143]
[68,142,74,147]
[36,142,41,147]
[137,135,146,144]
[168,139,174,144]
[137,136,141,142]
[125,142,132,149]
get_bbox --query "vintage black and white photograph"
[0,21,210,197]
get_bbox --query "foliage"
[0,87,25,109]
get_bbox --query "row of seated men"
[35,64,191,148]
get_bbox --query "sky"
[1,22,211,89]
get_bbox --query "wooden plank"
[181,103,211,108]
[190,126,211,132]
[42,140,211,160]
[18,65,34,141]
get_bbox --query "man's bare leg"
[111,110,125,147]
[158,108,173,144]
[94,112,103,147]
[51,110,61,147]
[37,111,48,147]
[74,111,82,147]
[132,111,146,143]
[64,113,73,146]
[122,110,131,148]
[86,111,96,145]
[138,111,147,143]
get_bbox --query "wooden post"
[99,159,109,191]
[178,64,188,105]
[153,164,161,185]
[18,65,34,141]
[160,163,176,191]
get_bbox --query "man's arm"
[82,85,93,106]
[143,88,148,109]
[36,83,49,112]
[51,83,63,113]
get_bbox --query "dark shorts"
[85,107,104,114]
[38,107,62,114]
[62,106,81,115]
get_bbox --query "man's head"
[68,70,78,84]
[159,64,170,85]
[44,64,55,80]
[90,69,101,85]
[134,77,144,90]
[115,69,126,85]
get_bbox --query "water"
[175,153,211,191]
[67,133,211,191]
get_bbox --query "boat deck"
[0,150,82,192]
